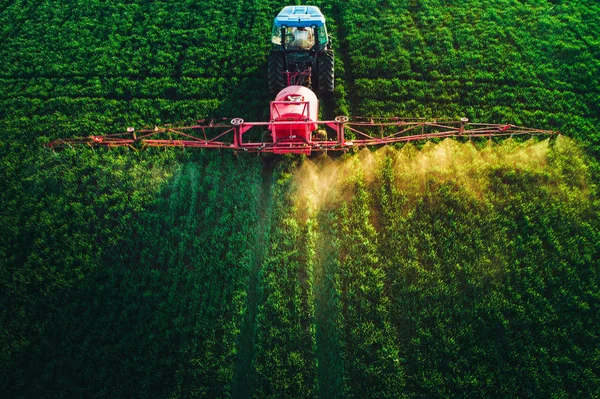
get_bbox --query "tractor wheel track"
[231,159,274,399]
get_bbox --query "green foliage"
[1,1,600,398]
[338,0,600,153]
[336,166,405,398]
[252,165,318,399]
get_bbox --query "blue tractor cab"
[273,6,326,27]
[271,6,328,48]
[268,6,334,95]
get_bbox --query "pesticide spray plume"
[292,135,589,214]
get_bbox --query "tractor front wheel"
[268,51,285,94]
[318,50,334,94]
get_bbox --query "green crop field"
[1,1,599,398]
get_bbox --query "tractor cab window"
[317,25,328,45]
[271,26,291,45]
[272,26,316,50]
[290,27,314,49]
[271,25,282,45]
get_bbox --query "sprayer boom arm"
[47,118,558,154]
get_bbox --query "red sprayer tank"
[269,85,318,153]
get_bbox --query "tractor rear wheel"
[268,51,285,94]
[318,50,334,94]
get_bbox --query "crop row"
[335,0,600,146]
[2,0,600,397]
[292,139,600,397]
[1,145,265,396]
[251,168,318,398]
[0,0,273,78]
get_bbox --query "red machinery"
[268,86,318,154]
[47,86,557,154]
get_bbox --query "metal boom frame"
[47,118,558,154]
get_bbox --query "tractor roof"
[273,6,325,27]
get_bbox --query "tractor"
[268,5,334,95]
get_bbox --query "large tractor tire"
[268,51,286,95]
[318,50,334,94]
